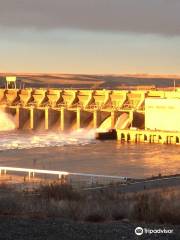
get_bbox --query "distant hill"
[0,73,180,89]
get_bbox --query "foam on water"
[0,110,16,131]
[0,110,97,150]
[0,129,96,151]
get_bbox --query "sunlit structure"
[5,76,17,89]
[0,86,180,144]
[145,98,180,132]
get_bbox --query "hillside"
[1,73,180,89]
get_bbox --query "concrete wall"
[145,98,180,131]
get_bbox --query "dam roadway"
[1,88,180,144]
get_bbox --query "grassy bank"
[0,182,179,225]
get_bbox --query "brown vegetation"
[0,182,179,225]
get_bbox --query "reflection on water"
[0,130,179,178]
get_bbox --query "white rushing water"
[0,129,96,151]
[0,109,179,178]
[0,109,96,150]
[0,110,16,131]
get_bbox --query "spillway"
[0,87,180,144]
[0,88,145,131]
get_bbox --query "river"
[0,130,179,178]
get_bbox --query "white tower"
[6,76,17,89]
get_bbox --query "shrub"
[132,189,180,224]
[38,183,81,201]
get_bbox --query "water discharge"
[0,110,16,131]
[0,109,97,150]
[0,127,179,178]
[0,129,96,151]
[0,111,179,178]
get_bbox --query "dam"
[1,85,180,144]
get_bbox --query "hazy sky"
[0,0,180,74]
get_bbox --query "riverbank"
[0,173,180,239]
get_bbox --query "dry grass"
[38,183,81,201]
[0,182,179,224]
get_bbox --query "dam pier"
[1,86,180,145]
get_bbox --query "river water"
[0,130,179,178]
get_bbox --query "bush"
[0,181,179,225]
[132,189,180,224]
[38,183,81,201]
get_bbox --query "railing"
[0,166,128,187]
[0,167,69,179]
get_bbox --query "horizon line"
[1,72,180,79]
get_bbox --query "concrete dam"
[1,88,180,144]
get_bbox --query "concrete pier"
[117,129,180,145]
[16,107,30,129]
[111,111,118,128]
[93,110,101,129]
[30,108,44,130]
[76,108,93,129]
[45,108,60,130]
[60,107,76,131]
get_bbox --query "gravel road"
[0,216,179,240]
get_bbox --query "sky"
[0,0,180,74]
